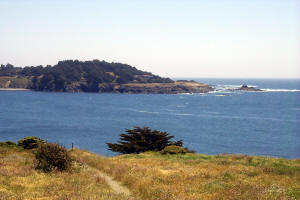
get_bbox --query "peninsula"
[0,60,213,94]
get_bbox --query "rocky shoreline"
[0,82,266,94]
[0,80,214,94]
[0,77,265,94]
[98,81,214,94]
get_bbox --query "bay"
[0,78,299,158]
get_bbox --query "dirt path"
[89,166,132,196]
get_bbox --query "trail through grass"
[86,165,131,196]
[0,146,131,200]
[72,150,300,200]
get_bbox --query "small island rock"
[236,85,263,92]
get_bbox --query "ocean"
[0,78,299,158]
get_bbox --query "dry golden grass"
[72,150,300,200]
[0,146,130,200]
[1,145,299,200]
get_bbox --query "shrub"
[35,142,72,172]
[18,136,45,149]
[107,126,183,154]
[0,141,16,147]
[160,145,188,154]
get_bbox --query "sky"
[0,0,299,78]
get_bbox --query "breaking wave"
[211,84,300,93]
[262,89,300,92]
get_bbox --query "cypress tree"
[107,127,182,154]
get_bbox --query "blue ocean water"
[0,79,299,158]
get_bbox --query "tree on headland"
[107,126,184,154]
[0,60,174,92]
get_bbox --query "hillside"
[0,60,213,93]
[0,60,173,92]
[0,60,212,93]
[1,145,299,200]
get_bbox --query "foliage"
[0,141,16,147]
[0,60,174,92]
[0,64,20,76]
[18,136,45,149]
[160,145,188,154]
[107,126,183,154]
[35,142,72,172]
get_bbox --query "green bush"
[18,136,45,149]
[35,142,72,172]
[0,141,16,147]
[160,145,188,154]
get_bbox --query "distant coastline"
[2,60,274,94]
[0,60,213,94]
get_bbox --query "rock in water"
[236,85,262,92]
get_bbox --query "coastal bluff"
[0,60,213,94]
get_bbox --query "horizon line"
[171,77,300,80]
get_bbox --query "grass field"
[1,145,299,200]
[0,145,129,200]
[72,150,300,200]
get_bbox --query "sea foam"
[262,89,300,92]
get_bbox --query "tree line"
[0,60,173,92]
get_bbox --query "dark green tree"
[107,127,182,154]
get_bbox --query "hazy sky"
[0,0,299,78]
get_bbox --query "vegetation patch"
[287,187,300,199]
[18,136,45,149]
[35,143,72,172]
[160,145,188,154]
[263,162,300,175]
[0,141,16,147]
